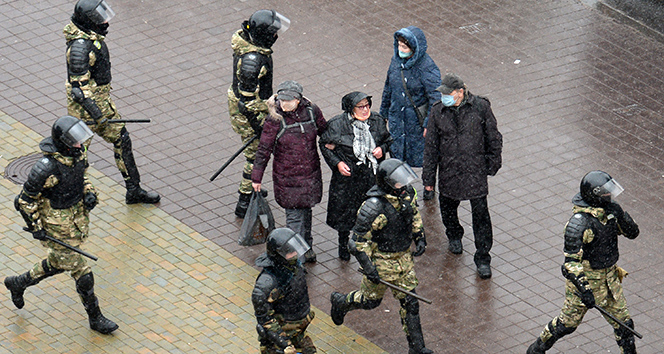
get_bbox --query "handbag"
[238,190,275,246]
[400,70,429,127]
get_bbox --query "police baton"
[86,119,151,125]
[357,268,432,304]
[209,135,259,182]
[25,228,98,261]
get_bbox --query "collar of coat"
[231,30,272,56]
[64,21,105,43]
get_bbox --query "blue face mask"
[398,50,412,59]
[441,95,456,107]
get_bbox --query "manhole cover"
[4,152,42,185]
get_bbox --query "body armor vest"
[371,196,414,253]
[232,51,273,100]
[41,156,86,209]
[67,38,112,85]
[582,214,620,269]
[260,266,310,321]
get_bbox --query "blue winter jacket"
[380,26,441,167]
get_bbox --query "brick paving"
[1,0,664,353]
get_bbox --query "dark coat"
[319,111,392,231]
[251,96,327,209]
[422,92,503,200]
[379,26,441,167]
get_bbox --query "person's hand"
[412,237,426,257]
[83,192,97,210]
[365,267,381,284]
[372,147,383,159]
[283,345,297,354]
[325,143,336,150]
[252,182,262,192]
[579,289,596,309]
[337,162,351,176]
[604,202,624,219]
[423,128,427,137]
[32,229,47,241]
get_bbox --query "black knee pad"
[41,259,64,277]
[616,319,635,346]
[362,297,382,310]
[400,294,419,315]
[548,319,576,338]
[76,272,95,296]
[113,127,131,149]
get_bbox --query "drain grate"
[4,152,42,185]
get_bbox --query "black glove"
[579,288,596,309]
[604,202,624,220]
[32,229,47,241]
[83,192,97,210]
[412,236,426,257]
[364,266,381,284]
[238,101,262,136]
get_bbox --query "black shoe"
[330,292,348,325]
[526,338,546,354]
[338,244,351,261]
[234,192,252,218]
[4,273,31,309]
[409,348,434,354]
[89,310,119,334]
[448,239,462,254]
[477,264,492,279]
[126,187,160,204]
[422,189,435,201]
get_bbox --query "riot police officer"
[4,116,118,335]
[526,171,639,354]
[252,228,316,354]
[227,9,290,218]
[329,159,432,354]
[64,0,160,204]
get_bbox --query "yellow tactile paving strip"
[0,111,387,353]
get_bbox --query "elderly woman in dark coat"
[251,80,327,263]
[319,92,392,260]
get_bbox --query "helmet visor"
[270,12,290,35]
[385,163,419,189]
[595,178,624,200]
[61,121,94,147]
[87,0,115,24]
[276,233,310,261]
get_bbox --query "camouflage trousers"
[227,87,264,194]
[539,264,631,344]
[66,83,131,181]
[348,250,419,335]
[260,311,316,354]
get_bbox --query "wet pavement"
[1,0,663,353]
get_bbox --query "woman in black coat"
[319,91,393,260]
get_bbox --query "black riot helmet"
[52,115,94,157]
[266,228,310,266]
[242,10,290,48]
[72,0,115,35]
[580,170,624,207]
[376,158,419,195]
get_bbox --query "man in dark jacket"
[319,91,392,260]
[252,228,316,354]
[422,73,503,279]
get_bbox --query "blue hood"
[393,26,428,69]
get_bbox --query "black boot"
[338,231,350,261]
[4,272,33,309]
[330,292,350,325]
[117,129,160,204]
[235,192,252,218]
[76,273,118,334]
[526,338,546,354]
[401,295,433,354]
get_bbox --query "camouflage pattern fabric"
[260,311,316,354]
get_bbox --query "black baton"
[209,135,259,182]
[86,119,151,125]
[36,231,99,261]
[358,268,432,304]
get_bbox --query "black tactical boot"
[4,272,33,309]
[126,185,161,204]
[234,192,252,218]
[338,231,350,261]
[401,295,433,354]
[448,239,463,254]
[526,338,546,354]
[330,292,349,325]
[77,273,119,334]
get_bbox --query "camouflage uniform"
[64,21,159,204]
[331,183,432,354]
[528,197,639,354]
[227,29,272,196]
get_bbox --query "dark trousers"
[439,195,493,266]
[285,208,313,247]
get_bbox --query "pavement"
[1,0,663,353]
